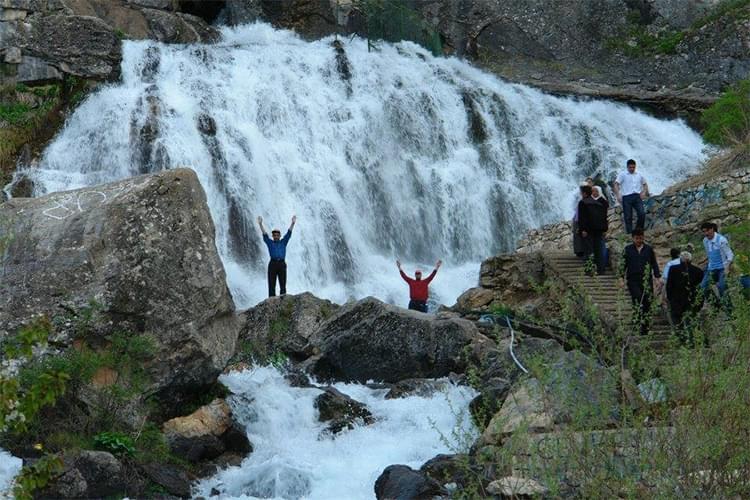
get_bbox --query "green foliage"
[3,317,52,359]
[93,431,136,456]
[1,317,69,435]
[114,28,126,40]
[354,0,442,55]
[12,454,63,500]
[701,78,750,146]
[0,102,32,125]
[723,219,750,275]
[449,275,750,497]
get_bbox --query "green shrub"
[723,220,750,275]
[449,281,750,497]
[12,454,63,500]
[702,79,750,146]
[93,431,136,456]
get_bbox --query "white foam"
[0,449,22,496]
[193,366,477,499]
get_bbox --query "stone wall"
[517,166,750,264]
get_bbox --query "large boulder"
[479,350,619,446]
[307,297,491,383]
[40,450,129,499]
[374,464,448,500]
[454,252,545,314]
[162,398,251,463]
[314,386,373,434]
[238,292,339,361]
[0,168,239,406]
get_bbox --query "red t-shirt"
[400,269,437,301]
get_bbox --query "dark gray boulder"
[140,462,191,498]
[0,168,239,406]
[238,292,339,361]
[469,377,511,429]
[374,464,448,500]
[307,297,489,383]
[40,450,129,499]
[314,386,373,434]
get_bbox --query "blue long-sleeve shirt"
[263,230,292,260]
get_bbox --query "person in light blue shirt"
[258,215,296,297]
[700,221,734,308]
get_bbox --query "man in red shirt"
[397,259,442,312]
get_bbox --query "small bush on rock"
[702,78,750,146]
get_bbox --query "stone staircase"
[545,252,672,348]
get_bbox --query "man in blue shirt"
[257,215,296,297]
[700,221,734,308]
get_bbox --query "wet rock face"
[0,168,239,406]
[0,0,219,84]
[314,386,374,434]
[15,14,122,79]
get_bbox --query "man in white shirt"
[700,221,734,308]
[614,159,649,235]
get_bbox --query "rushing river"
[193,366,477,499]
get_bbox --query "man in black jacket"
[577,185,609,275]
[621,228,661,334]
[666,251,704,344]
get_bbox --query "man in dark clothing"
[621,228,661,334]
[258,215,296,297]
[397,259,442,312]
[666,251,704,344]
[577,185,609,275]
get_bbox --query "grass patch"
[701,78,750,146]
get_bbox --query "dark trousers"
[268,260,287,297]
[621,193,645,234]
[408,300,427,313]
[627,274,653,334]
[582,231,606,274]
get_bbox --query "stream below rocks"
[25,22,706,309]
[193,366,477,499]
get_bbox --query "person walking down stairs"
[577,184,609,275]
[666,251,704,345]
[621,228,661,334]
[614,159,649,234]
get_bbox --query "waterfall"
[193,366,477,499]
[29,22,707,308]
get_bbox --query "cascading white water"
[0,449,22,495]
[29,22,707,308]
[193,367,477,499]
